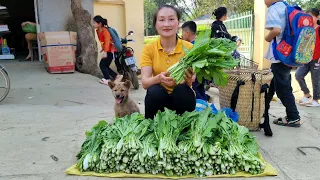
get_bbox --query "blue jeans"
[266,63,300,121]
[295,60,320,100]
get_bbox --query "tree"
[300,0,320,10]
[230,0,254,13]
[286,0,320,10]
[71,0,101,76]
[175,0,211,20]
[175,0,254,20]
[143,0,256,35]
[144,0,157,36]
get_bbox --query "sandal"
[99,78,109,85]
[273,117,302,127]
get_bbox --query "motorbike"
[117,31,139,90]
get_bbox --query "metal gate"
[196,11,254,60]
[224,11,254,60]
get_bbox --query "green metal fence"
[196,11,254,59]
[225,11,254,60]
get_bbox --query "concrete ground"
[0,60,319,180]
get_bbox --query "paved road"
[0,61,319,180]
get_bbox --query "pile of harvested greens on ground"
[76,107,265,177]
[168,31,239,86]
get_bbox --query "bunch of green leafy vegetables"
[76,120,108,172]
[76,108,265,177]
[99,113,152,174]
[153,109,198,176]
[168,30,239,86]
[176,107,264,177]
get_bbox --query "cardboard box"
[39,31,75,74]
[69,31,77,64]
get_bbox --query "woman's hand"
[159,72,176,87]
[183,68,194,87]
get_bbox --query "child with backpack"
[93,15,121,85]
[263,0,316,127]
[295,8,320,107]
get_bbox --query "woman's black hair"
[93,15,109,27]
[212,7,228,20]
[152,4,181,27]
[307,8,320,17]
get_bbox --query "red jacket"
[313,26,320,60]
[97,27,116,53]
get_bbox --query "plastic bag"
[22,24,36,33]
[195,99,238,122]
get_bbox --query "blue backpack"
[272,2,316,67]
[107,27,123,52]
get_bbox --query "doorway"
[0,0,37,60]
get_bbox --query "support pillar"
[253,0,271,70]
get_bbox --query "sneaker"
[298,96,312,105]
[306,100,320,107]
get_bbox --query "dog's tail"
[114,75,124,83]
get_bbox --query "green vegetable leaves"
[76,108,265,176]
[168,30,239,86]
[76,120,108,171]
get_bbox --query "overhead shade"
[0,6,7,10]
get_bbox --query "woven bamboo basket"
[219,69,273,130]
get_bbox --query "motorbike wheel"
[0,66,10,103]
[128,69,139,90]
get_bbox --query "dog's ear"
[124,80,131,89]
[108,81,115,89]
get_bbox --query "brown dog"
[108,75,140,118]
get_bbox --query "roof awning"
[0,6,7,10]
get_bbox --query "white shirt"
[264,2,287,63]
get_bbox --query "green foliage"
[144,0,255,36]
[168,30,239,86]
[76,109,265,176]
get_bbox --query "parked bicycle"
[0,64,10,102]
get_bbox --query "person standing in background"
[295,8,320,107]
[210,7,231,39]
[208,7,232,89]
[93,15,119,85]
[21,21,37,60]
[264,0,301,127]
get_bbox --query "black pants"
[145,84,196,119]
[99,52,121,80]
[266,63,300,121]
